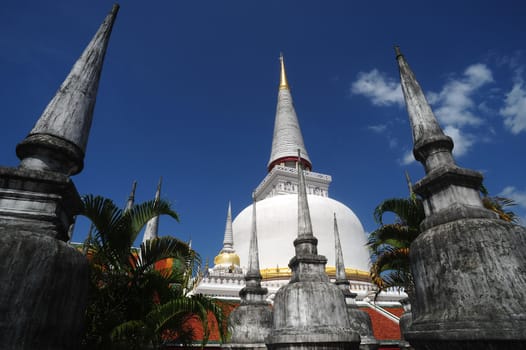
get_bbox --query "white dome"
[232,194,370,274]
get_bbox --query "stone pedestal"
[346,305,378,350]
[224,301,273,350]
[266,255,360,350]
[0,167,88,350]
[398,298,413,350]
[405,218,526,350]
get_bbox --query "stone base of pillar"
[227,302,273,348]
[267,340,358,350]
[346,307,378,350]
[223,343,268,350]
[267,281,360,350]
[406,218,526,350]
[0,231,88,349]
[0,166,88,350]
[358,337,379,350]
[407,340,526,350]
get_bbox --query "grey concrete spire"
[333,213,347,284]
[16,4,119,176]
[395,46,453,170]
[224,196,272,350]
[124,180,137,212]
[213,202,241,271]
[396,47,526,350]
[143,177,162,243]
[267,54,312,172]
[245,194,262,283]
[395,46,492,229]
[295,149,317,256]
[333,213,379,350]
[222,201,235,253]
[267,149,359,350]
[0,6,118,348]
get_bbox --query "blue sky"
[1,1,525,263]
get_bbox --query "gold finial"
[279,52,290,90]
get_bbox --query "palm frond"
[127,199,180,243]
[373,197,424,228]
[367,224,416,251]
[370,247,410,291]
[110,319,152,349]
[482,195,519,223]
[80,193,224,349]
[134,237,198,274]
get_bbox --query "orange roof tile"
[361,307,403,341]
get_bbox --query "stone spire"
[124,180,137,212]
[333,213,347,286]
[267,54,311,172]
[143,177,162,243]
[333,213,379,350]
[214,202,241,269]
[395,46,452,170]
[395,47,526,350]
[16,4,119,176]
[267,150,359,350]
[222,201,234,253]
[0,6,118,349]
[244,194,262,286]
[295,149,317,258]
[224,196,272,349]
[395,46,492,230]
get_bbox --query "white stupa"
[232,55,373,299]
[195,55,404,304]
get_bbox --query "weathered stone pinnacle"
[395,46,494,230]
[143,176,162,243]
[333,214,378,350]
[224,196,272,350]
[16,4,119,175]
[266,151,359,350]
[124,180,137,212]
[222,201,235,253]
[396,47,526,350]
[0,6,119,349]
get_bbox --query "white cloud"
[499,80,526,134]
[351,69,404,107]
[430,63,493,127]
[499,186,526,224]
[353,63,496,161]
[367,124,387,133]
[500,186,526,208]
[443,125,474,157]
[418,63,492,158]
[400,149,415,165]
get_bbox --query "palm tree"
[367,195,424,296]
[80,195,226,349]
[480,185,519,224]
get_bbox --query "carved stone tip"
[394,45,402,58]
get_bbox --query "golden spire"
[279,53,290,90]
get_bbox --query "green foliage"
[480,185,519,224]
[80,195,225,349]
[368,196,424,296]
